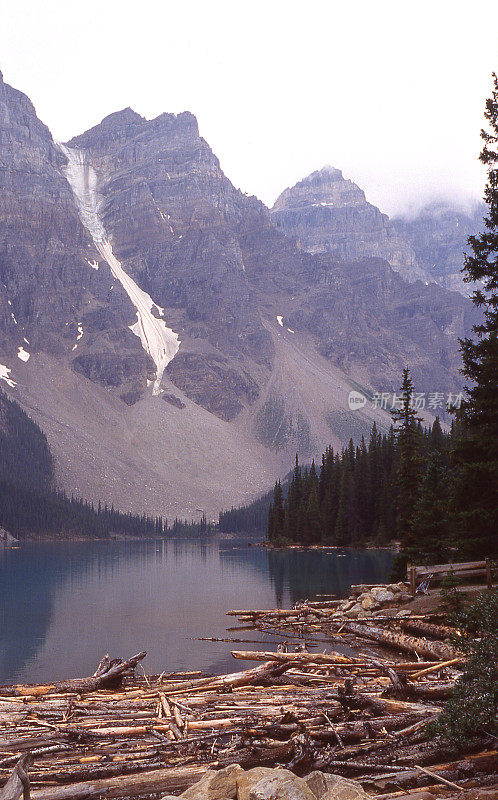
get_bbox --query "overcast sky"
[1,0,497,215]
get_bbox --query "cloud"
[1,0,496,215]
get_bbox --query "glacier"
[58,145,180,394]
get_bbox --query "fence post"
[409,565,416,596]
[485,558,492,589]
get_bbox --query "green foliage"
[219,488,274,533]
[431,590,498,746]
[0,390,53,491]
[392,369,422,552]
[451,74,498,559]
[438,568,468,616]
[264,401,452,555]
[408,450,450,563]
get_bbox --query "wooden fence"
[407,559,493,595]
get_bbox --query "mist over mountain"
[0,71,480,520]
[271,167,484,296]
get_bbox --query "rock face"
[0,70,153,397]
[391,200,486,296]
[67,107,273,416]
[0,71,483,517]
[271,167,428,283]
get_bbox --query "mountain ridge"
[0,72,481,519]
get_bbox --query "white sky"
[1,0,497,215]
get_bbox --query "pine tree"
[451,74,498,559]
[392,369,422,551]
[272,480,285,542]
[306,482,322,544]
[334,459,356,545]
[409,451,450,563]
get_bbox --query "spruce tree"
[451,74,498,559]
[409,451,450,563]
[334,459,355,545]
[392,369,422,552]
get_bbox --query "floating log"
[10,653,147,697]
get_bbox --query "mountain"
[271,166,429,283]
[391,200,486,296]
[271,167,484,297]
[0,71,480,522]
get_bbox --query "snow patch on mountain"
[58,145,180,394]
[0,365,16,387]
[17,347,30,362]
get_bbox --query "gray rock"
[181,765,243,800]
[322,778,372,800]
[271,166,428,284]
[345,604,362,618]
[360,595,378,611]
[370,589,395,604]
[303,772,342,799]
[238,769,296,800]
[0,527,18,545]
[249,771,316,800]
[388,582,409,594]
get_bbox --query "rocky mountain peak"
[68,106,145,150]
[273,166,366,214]
[270,166,430,282]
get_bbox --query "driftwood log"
[0,756,32,800]
[29,764,208,800]
[341,622,461,660]
[399,619,460,640]
[11,652,147,697]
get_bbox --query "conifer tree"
[273,479,285,539]
[409,451,450,563]
[334,459,355,545]
[392,369,422,550]
[451,74,498,559]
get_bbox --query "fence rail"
[407,558,493,595]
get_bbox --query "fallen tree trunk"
[29,764,208,800]
[383,681,455,701]
[162,659,294,695]
[341,622,461,661]
[12,653,147,697]
[400,620,460,640]
[0,756,32,800]
[310,713,424,743]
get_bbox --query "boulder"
[370,589,395,604]
[303,772,342,799]
[181,765,244,800]
[389,582,409,594]
[238,769,296,800]
[360,595,377,611]
[249,770,317,800]
[322,778,372,800]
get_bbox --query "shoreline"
[1,583,495,800]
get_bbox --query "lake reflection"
[0,538,393,685]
